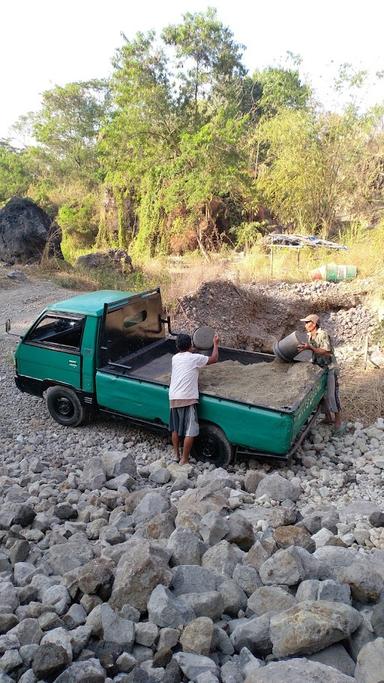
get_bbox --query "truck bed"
[99,337,313,413]
[96,338,326,457]
[100,337,274,377]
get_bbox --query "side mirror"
[5,319,22,338]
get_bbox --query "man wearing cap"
[169,332,219,465]
[298,314,344,435]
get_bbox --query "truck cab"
[15,288,167,426]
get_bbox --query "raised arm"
[206,334,219,365]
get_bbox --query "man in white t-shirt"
[169,332,219,465]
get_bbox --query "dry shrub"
[341,364,384,424]
[51,271,97,291]
[160,258,230,307]
[29,257,98,291]
[169,228,197,254]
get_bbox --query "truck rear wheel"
[193,423,233,468]
[46,386,85,427]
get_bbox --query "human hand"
[213,334,219,345]
[298,342,311,352]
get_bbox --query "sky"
[1,0,383,142]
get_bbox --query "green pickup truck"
[9,288,326,466]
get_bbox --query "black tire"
[46,386,85,427]
[193,423,233,468]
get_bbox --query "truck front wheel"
[46,386,85,427]
[193,423,233,468]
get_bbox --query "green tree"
[100,12,250,254]
[255,106,383,235]
[31,79,110,185]
[251,67,311,118]
[97,31,176,248]
[162,8,246,116]
[131,109,251,258]
[0,141,32,204]
[102,33,175,179]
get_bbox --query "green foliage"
[231,221,268,250]
[162,8,245,111]
[29,80,110,185]
[251,67,311,118]
[131,169,166,259]
[0,141,32,203]
[58,194,99,252]
[0,11,383,261]
[254,106,383,235]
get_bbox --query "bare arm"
[207,334,219,365]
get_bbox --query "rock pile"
[1,275,384,682]
[0,386,383,682]
[172,279,378,357]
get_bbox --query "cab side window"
[26,315,84,350]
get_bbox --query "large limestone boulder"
[255,473,301,502]
[355,637,384,683]
[0,196,62,263]
[109,540,172,613]
[53,658,106,682]
[173,652,218,680]
[270,600,362,656]
[76,248,132,273]
[147,585,195,628]
[230,614,272,655]
[46,539,94,575]
[180,617,214,655]
[307,643,356,677]
[170,565,217,596]
[247,585,296,617]
[244,658,356,682]
[335,561,384,603]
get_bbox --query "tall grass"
[34,219,384,306]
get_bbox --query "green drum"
[311,264,357,282]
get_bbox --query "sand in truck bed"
[160,359,322,410]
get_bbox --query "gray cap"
[300,314,319,324]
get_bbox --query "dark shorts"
[169,405,199,437]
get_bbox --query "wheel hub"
[56,397,74,417]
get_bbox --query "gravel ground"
[0,268,383,528]
[0,268,384,682]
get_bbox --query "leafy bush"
[58,195,99,252]
[231,221,268,250]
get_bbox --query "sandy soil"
[161,359,322,409]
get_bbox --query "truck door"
[16,313,84,390]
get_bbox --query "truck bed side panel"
[96,372,170,424]
[291,372,327,440]
[95,372,294,455]
[199,395,293,455]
